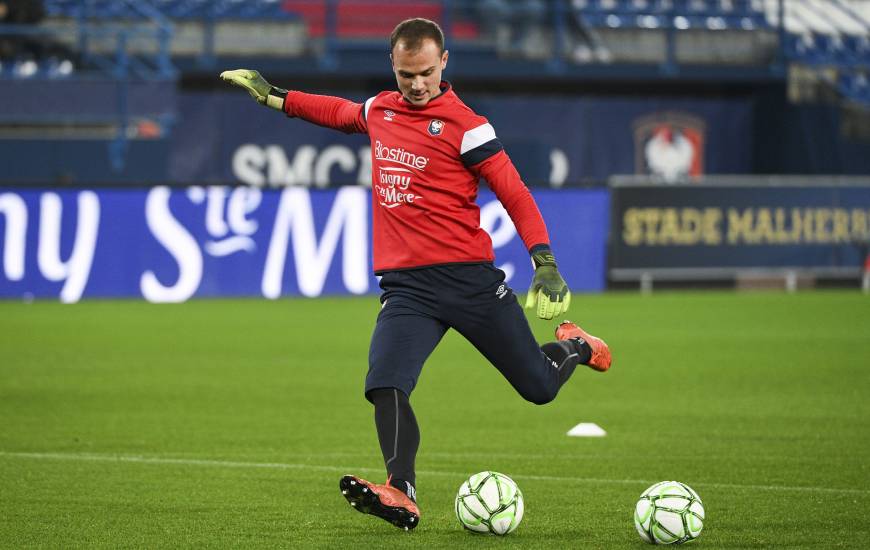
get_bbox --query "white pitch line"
[1,451,867,496]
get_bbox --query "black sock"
[368,388,419,498]
[571,337,593,365]
[541,338,592,387]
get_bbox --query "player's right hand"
[219,69,286,110]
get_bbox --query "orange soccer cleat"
[340,474,420,530]
[555,320,612,372]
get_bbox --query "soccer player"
[221,18,611,531]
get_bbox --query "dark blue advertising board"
[0,187,608,302]
[609,183,870,277]
[168,93,753,186]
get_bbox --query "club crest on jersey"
[427,119,445,136]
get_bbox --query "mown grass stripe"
[2,450,867,496]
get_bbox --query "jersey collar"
[400,81,452,109]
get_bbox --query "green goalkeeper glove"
[524,246,571,320]
[219,69,287,111]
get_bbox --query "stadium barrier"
[168,92,755,186]
[6,90,870,186]
[0,186,608,302]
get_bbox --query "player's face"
[391,39,448,106]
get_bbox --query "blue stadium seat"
[44,0,296,20]
[785,31,870,68]
[44,0,142,19]
[838,71,870,104]
[43,57,76,79]
[843,35,870,67]
[783,33,823,65]
[572,0,770,30]
[817,34,850,65]
[0,57,76,80]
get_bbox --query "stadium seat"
[843,35,870,66]
[44,0,297,20]
[572,0,771,30]
[838,70,870,104]
[0,57,74,80]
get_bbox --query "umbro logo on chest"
[379,112,446,138]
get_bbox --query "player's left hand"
[525,248,571,320]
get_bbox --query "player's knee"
[524,391,557,405]
[519,379,558,405]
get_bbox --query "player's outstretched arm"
[525,245,571,320]
[219,69,287,111]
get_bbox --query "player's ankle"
[570,337,592,364]
[389,477,417,502]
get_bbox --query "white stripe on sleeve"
[364,96,376,120]
[460,123,497,155]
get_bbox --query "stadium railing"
[0,1,177,171]
[9,0,869,173]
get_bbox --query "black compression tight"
[369,387,419,490]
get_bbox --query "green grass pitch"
[1,291,869,548]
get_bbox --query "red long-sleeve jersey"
[284,82,549,273]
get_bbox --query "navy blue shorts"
[366,263,560,402]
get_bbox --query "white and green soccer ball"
[634,481,705,544]
[455,471,524,535]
